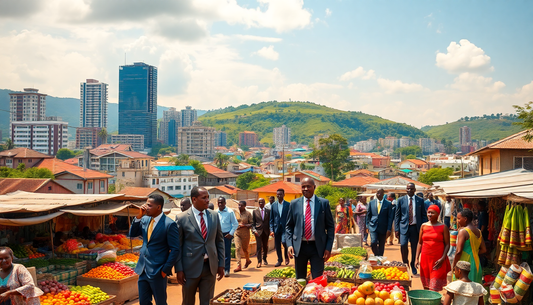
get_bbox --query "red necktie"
[304,199,312,240]
[408,197,413,225]
[199,212,207,239]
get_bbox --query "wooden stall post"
[127,205,132,252]
[49,220,55,258]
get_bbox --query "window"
[77,183,83,190]
[295,177,300,183]
[18,159,22,163]
[189,185,191,190]
[48,186,52,191]
[176,186,181,190]
[167,186,174,190]
[28,159,32,163]
[6,159,12,164]
[122,172,125,177]
[100,181,105,189]
[287,178,291,182]
[88,182,93,189]
[152,179,156,185]
[514,157,533,170]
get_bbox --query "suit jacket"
[394,195,428,235]
[175,209,225,279]
[129,214,180,279]
[366,198,394,235]
[270,200,289,239]
[252,207,270,236]
[285,195,335,257]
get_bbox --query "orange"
[348,295,358,304]
[356,297,366,305]
[394,301,405,305]
[384,301,394,305]
[367,293,377,299]
[354,291,365,299]
[379,291,390,300]
[361,281,375,295]
[365,298,376,305]
[375,297,384,305]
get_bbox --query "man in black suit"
[394,182,428,275]
[366,188,394,256]
[286,178,335,279]
[253,198,271,268]
[270,188,290,267]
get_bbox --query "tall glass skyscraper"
[118,62,157,148]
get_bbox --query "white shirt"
[444,201,452,217]
[303,196,315,241]
[191,206,209,259]
[408,196,416,225]
[265,202,272,210]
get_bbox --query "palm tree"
[98,128,108,145]
[214,153,230,169]
[175,154,190,166]
[3,139,14,150]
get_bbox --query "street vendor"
[0,247,43,305]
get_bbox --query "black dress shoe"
[275,262,282,267]
[263,260,268,266]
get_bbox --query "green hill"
[421,117,522,143]
[199,101,427,146]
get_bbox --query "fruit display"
[328,254,364,267]
[324,266,356,279]
[21,259,50,269]
[327,281,355,289]
[116,253,139,263]
[38,280,69,294]
[371,270,387,280]
[29,253,46,259]
[57,239,89,254]
[340,247,368,258]
[273,278,303,300]
[266,267,296,278]
[213,287,250,303]
[40,291,91,305]
[380,267,409,281]
[382,261,406,267]
[82,262,136,280]
[70,285,110,304]
[346,281,407,305]
[249,290,275,302]
[9,244,28,258]
[24,245,44,258]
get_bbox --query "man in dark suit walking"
[366,188,394,256]
[130,194,179,305]
[253,198,271,268]
[395,182,428,275]
[286,178,335,279]
[175,187,225,305]
[270,188,290,267]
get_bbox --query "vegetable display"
[70,285,110,304]
[213,287,250,303]
[328,254,364,267]
[340,247,368,258]
[82,263,136,280]
[266,267,296,278]
[38,280,69,294]
[22,259,50,269]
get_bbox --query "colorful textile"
[335,204,350,234]
[3,264,43,305]
[454,228,483,284]
[420,224,451,291]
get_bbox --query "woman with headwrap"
[415,204,451,291]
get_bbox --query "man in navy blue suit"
[286,178,335,279]
[366,189,394,257]
[130,194,179,305]
[270,188,290,267]
[394,183,428,275]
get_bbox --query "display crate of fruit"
[355,267,411,288]
[296,295,347,305]
[77,274,139,305]
[59,278,77,286]
[96,295,116,305]
[209,288,251,305]
[264,267,297,282]
[324,263,356,283]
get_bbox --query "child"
[443,261,487,305]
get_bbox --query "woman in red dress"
[415,204,451,291]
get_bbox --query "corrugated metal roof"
[155,165,195,171]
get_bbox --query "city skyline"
[0,1,531,128]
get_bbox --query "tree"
[231,156,241,164]
[0,164,54,179]
[3,139,14,150]
[108,184,116,194]
[418,167,454,185]
[188,160,207,178]
[56,148,76,160]
[214,153,230,169]
[174,154,190,166]
[315,184,358,212]
[158,146,176,156]
[513,101,533,142]
[246,157,261,166]
[98,128,108,145]
[236,172,255,189]
[313,134,354,181]
[247,174,270,190]
[403,154,417,161]
[394,146,422,158]
[241,145,250,152]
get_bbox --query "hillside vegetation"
[422,116,522,143]
[199,101,427,145]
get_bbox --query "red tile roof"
[120,187,159,197]
[204,164,238,178]
[253,181,302,194]
[0,178,73,195]
[211,185,241,195]
[469,130,533,155]
[345,169,376,177]
[64,158,79,165]
[332,176,380,188]
[402,159,428,166]
[36,158,113,179]
[299,170,331,182]
[0,148,52,159]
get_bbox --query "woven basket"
[209,289,247,305]
[272,287,304,304]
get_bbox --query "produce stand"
[296,295,347,305]
[96,295,116,305]
[272,287,304,304]
[355,267,412,289]
[76,274,139,304]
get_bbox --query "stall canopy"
[61,202,140,217]
[0,211,64,226]
[432,168,533,202]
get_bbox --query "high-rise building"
[399,136,411,148]
[459,126,472,145]
[176,121,215,159]
[80,79,108,128]
[76,127,102,149]
[9,88,46,122]
[119,62,157,148]
[419,138,436,154]
[273,125,291,148]
[181,106,197,127]
[11,120,68,156]
[110,134,145,151]
[160,107,181,146]
[215,131,227,147]
[239,131,259,147]
[383,136,398,149]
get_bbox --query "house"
[252,181,302,202]
[120,186,175,210]
[332,176,381,191]
[0,178,73,195]
[468,130,533,175]
[284,170,330,186]
[344,169,377,179]
[200,164,238,186]
[144,165,198,198]
[115,157,152,191]
[350,152,391,169]
[398,159,430,170]
[205,185,241,200]
[36,158,113,194]
[0,148,52,169]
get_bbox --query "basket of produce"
[324,263,356,283]
[356,267,411,288]
[249,290,276,304]
[339,247,368,259]
[327,254,364,269]
[345,281,409,304]
[296,283,349,305]
[210,287,251,304]
[264,267,296,281]
[272,279,304,304]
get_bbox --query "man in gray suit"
[175,187,225,305]
[286,178,335,279]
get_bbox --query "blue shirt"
[218,207,239,236]
[424,199,441,211]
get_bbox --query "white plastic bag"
[96,250,116,265]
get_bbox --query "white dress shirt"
[303,196,315,241]
[408,196,416,225]
[191,206,209,258]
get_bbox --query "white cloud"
[436,39,493,74]
[377,78,427,94]
[234,35,282,43]
[339,67,375,81]
[449,72,505,93]
[325,8,332,17]
[253,45,279,61]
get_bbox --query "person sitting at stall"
[53,232,66,248]
[0,247,43,305]
[443,261,486,305]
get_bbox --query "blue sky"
[0,0,531,127]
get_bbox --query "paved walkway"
[126,241,424,304]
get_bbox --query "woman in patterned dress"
[335,198,352,234]
[0,247,43,305]
[355,197,369,246]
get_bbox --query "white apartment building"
[354,139,377,152]
[110,134,145,151]
[160,107,181,145]
[418,138,436,154]
[176,121,215,159]
[80,79,108,128]
[399,136,412,148]
[144,165,199,198]
[181,106,197,127]
[11,121,68,156]
[9,88,46,122]
[273,125,291,148]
